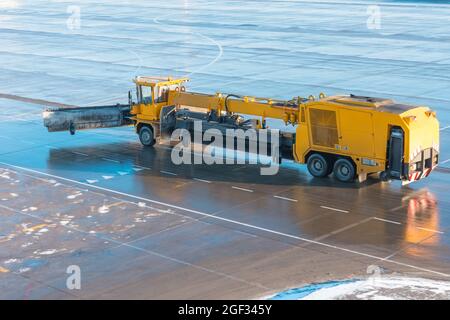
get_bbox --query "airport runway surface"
[1,0,450,299]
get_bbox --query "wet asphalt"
[1,0,450,299]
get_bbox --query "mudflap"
[388,127,404,179]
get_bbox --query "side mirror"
[128,90,133,106]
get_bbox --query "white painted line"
[320,206,349,213]
[1,162,449,278]
[86,179,98,184]
[160,170,177,176]
[373,217,401,225]
[440,125,450,131]
[133,165,151,171]
[102,158,120,163]
[231,186,254,193]
[416,227,444,234]
[193,178,212,184]
[273,195,298,202]
[439,159,450,165]
[72,151,89,157]
[117,171,128,176]
[102,175,114,180]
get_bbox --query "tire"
[333,158,356,182]
[379,171,390,182]
[139,125,156,147]
[307,153,330,178]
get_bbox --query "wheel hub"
[141,131,150,143]
[340,166,349,176]
[313,160,323,171]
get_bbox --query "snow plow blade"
[43,104,132,134]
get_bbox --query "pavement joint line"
[193,178,212,183]
[160,170,177,176]
[373,217,402,225]
[231,186,254,193]
[273,195,297,202]
[314,217,374,242]
[72,151,89,157]
[0,203,270,291]
[381,230,444,262]
[1,161,449,278]
[320,205,349,213]
[389,205,405,212]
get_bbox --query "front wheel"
[139,125,156,147]
[333,158,356,182]
[307,153,330,178]
[379,171,391,182]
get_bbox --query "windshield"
[137,85,153,104]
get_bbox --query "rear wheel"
[307,153,330,178]
[139,125,156,147]
[379,171,390,182]
[333,158,355,182]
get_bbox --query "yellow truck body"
[44,76,438,184]
[128,76,439,183]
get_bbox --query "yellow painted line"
[0,266,9,273]
[22,223,47,233]
[105,201,125,209]
[416,227,444,234]
[0,236,13,243]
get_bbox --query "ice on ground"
[301,277,450,300]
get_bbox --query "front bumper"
[402,147,439,183]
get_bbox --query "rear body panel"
[294,96,439,182]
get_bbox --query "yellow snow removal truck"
[43,76,439,184]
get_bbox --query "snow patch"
[67,192,82,200]
[270,277,450,300]
[98,205,110,213]
[4,258,18,264]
